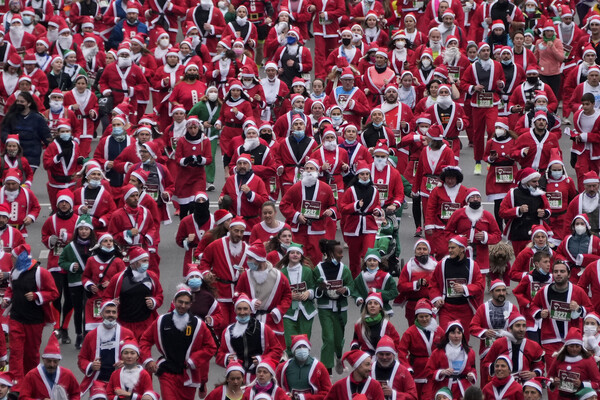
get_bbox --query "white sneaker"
[474,164,482,176]
[335,357,346,374]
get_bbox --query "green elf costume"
[188,86,222,190]
[352,248,398,316]
[313,253,354,373]
[281,242,317,356]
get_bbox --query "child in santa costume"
[73,161,116,235]
[242,358,289,400]
[509,225,555,283]
[350,291,401,355]
[277,243,317,355]
[106,338,157,400]
[0,168,40,238]
[18,335,80,400]
[353,249,398,317]
[397,298,444,399]
[324,349,385,400]
[424,321,478,400]
[482,355,524,400]
[0,134,33,188]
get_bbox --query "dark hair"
[1,92,38,131]
[440,167,464,184]
[552,259,571,274]
[582,93,595,104]
[312,78,325,88]
[319,239,340,260]
[463,386,484,400]
[275,250,314,270]
[361,255,388,272]
[512,30,525,39]
[261,201,277,214]
[426,79,443,96]
[74,225,97,245]
[532,250,551,264]
[206,223,229,243]
[437,324,470,351]
[265,227,292,255]
[555,342,593,362]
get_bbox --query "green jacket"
[188,100,222,140]
[281,265,317,320]
[58,242,89,285]
[313,261,354,312]
[353,271,399,314]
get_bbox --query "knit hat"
[246,240,266,262]
[42,334,62,359]
[375,335,397,355]
[291,334,311,352]
[76,214,94,230]
[564,327,583,346]
[128,247,149,264]
[365,292,384,308]
[122,184,139,202]
[435,387,453,400]
[489,279,506,291]
[120,337,140,354]
[287,242,304,255]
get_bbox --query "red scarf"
[491,375,512,387]
[124,205,144,229]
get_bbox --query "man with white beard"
[259,62,288,122]
[78,301,135,395]
[436,36,471,92]
[556,6,583,71]
[437,10,465,49]
[185,0,226,56]
[0,31,18,69]
[379,84,414,137]
[81,35,104,76]
[229,125,277,192]
[0,169,41,238]
[140,286,217,400]
[5,16,35,54]
[51,26,85,66]
[280,158,337,265]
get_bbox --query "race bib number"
[301,200,321,219]
[93,299,102,318]
[547,192,563,210]
[485,334,497,348]
[413,0,424,8]
[171,137,178,150]
[269,177,277,194]
[84,198,95,210]
[291,282,307,292]
[477,92,494,108]
[330,184,338,200]
[295,167,304,182]
[441,202,460,220]
[448,66,460,81]
[326,279,343,290]
[337,94,348,109]
[558,370,580,393]
[446,278,467,298]
[374,184,388,201]
[426,176,440,192]
[563,43,573,58]
[495,166,513,183]
[146,183,159,201]
[550,300,571,321]
[531,282,542,298]
[319,16,332,25]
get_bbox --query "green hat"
[364,248,381,262]
[435,387,453,400]
[76,214,93,230]
[387,155,398,168]
[286,242,304,255]
[576,388,597,400]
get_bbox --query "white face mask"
[48,29,58,43]
[584,325,597,336]
[550,170,562,180]
[159,38,169,48]
[395,41,405,49]
[323,140,337,151]
[243,79,253,87]
[419,126,429,135]
[207,92,218,102]
[236,16,248,25]
[575,224,587,235]
[118,57,132,68]
[421,58,431,67]
[495,128,505,136]
[301,171,318,186]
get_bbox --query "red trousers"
[217,301,235,337]
[47,183,75,213]
[78,138,92,159]
[470,106,497,161]
[425,228,449,260]
[438,302,474,338]
[314,36,339,79]
[119,318,154,341]
[9,319,44,385]
[343,233,375,278]
[404,299,419,327]
[510,240,529,257]
[293,228,325,266]
[158,372,197,400]
[575,151,600,191]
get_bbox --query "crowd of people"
[2,0,600,398]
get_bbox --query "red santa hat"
[560,5,573,17]
[290,93,305,105]
[6,134,20,145]
[264,61,278,70]
[173,283,192,300]
[180,38,194,50]
[89,381,107,400]
[81,16,95,29]
[246,240,266,262]
[218,39,232,50]
[426,124,444,140]
[583,44,596,57]
[355,160,370,174]
[99,299,117,314]
[234,292,255,313]
[23,52,37,65]
[342,349,370,370]
[227,79,243,92]
[0,372,14,388]
[442,9,455,18]
[404,12,417,22]
[384,82,399,93]
[583,171,600,184]
[421,47,434,60]
[82,33,97,43]
[445,35,459,46]
[229,216,246,229]
[120,337,140,354]
[437,83,452,94]
[214,209,233,225]
[11,243,31,258]
[305,158,321,171]
[585,312,600,325]
[291,77,306,89]
[365,292,384,308]
[375,47,388,58]
[478,41,490,53]
[56,189,74,207]
[142,141,160,159]
[22,6,35,16]
[4,168,22,184]
[507,311,526,327]
[131,168,150,185]
[10,14,23,24]
[128,247,149,264]
[534,90,548,102]
[526,65,539,75]
[489,279,506,292]
[392,29,407,40]
[517,167,541,185]
[445,320,464,333]
[186,115,201,126]
[112,114,127,126]
[288,26,301,42]
[278,6,290,16]
[529,225,548,240]
[226,360,245,376]
[321,126,337,139]
[194,192,208,203]
[495,117,509,131]
[166,46,179,57]
[126,1,141,13]
[238,65,256,79]
[572,214,591,230]
[372,140,390,156]
[257,358,278,377]
[524,377,549,394]
[465,188,481,202]
[494,354,513,371]
[491,19,505,30]
[541,19,556,32]
[414,238,431,252]
[375,335,397,355]
[131,34,146,47]
[416,114,432,125]
[36,37,50,48]
[17,75,32,85]
[500,46,513,56]
[564,327,583,346]
[42,334,62,359]
[184,22,198,36]
[122,184,139,202]
[415,298,434,315]
[340,67,354,79]
[449,235,468,248]
[291,334,311,352]
[0,203,9,218]
[136,126,152,136]
[237,153,253,165]
[232,37,245,48]
[117,43,131,56]
[7,53,21,68]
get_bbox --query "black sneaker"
[61,329,71,344]
[207,183,215,192]
[75,334,83,349]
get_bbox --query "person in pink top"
[533,20,564,102]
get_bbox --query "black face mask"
[469,201,482,210]
[342,38,352,46]
[526,76,538,85]
[260,134,272,142]
[416,254,429,264]
[14,104,25,113]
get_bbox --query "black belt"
[216,277,238,285]
[242,215,258,220]
[110,87,128,93]
[225,122,243,128]
[77,115,92,120]
[255,310,268,315]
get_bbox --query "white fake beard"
[244,137,259,151]
[131,269,147,282]
[232,321,248,338]
[465,205,483,223]
[301,171,318,187]
[120,366,141,391]
[172,312,190,331]
[82,46,98,62]
[480,58,492,71]
[423,318,438,332]
[5,189,18,202]
[229,239,243,257]
[443,48,459,64]
[287,43,299,56]
[251,268,269,284]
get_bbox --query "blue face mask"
[22,16,32,25]
[137,262,149,273]
[345,139,356,144]
[295,348,309,362]
[331,259,339,265]
[143,158,152,165]
[373,121,383,128]
[102,246,114,252]
[538,266,548,275]
[59,133,71,141]
[188,277,202,289]
[287,36,297,45]
[236,315,250,324]
[112,126,124,135]
[247,261,259,271]
[293,130,305,140]
[332,116,342,124]
[359,178,370,185]
[367,267,379,274]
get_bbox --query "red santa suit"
[124,161,175,225]
[98,62,149,124]
[424,345,478,400]
[513,272,554,332]
[176,213,214,275]
[482,376,524,400]
[351,319,401,354]
[78,323,134,394]
[398,132,426,187]
[429,256,485,338]
[260,75,289,122]
[468,2,524,43]
[220,172,269,238]
[323,375,384,400]
[0,224,25,253]
[41,211,78,278]
[185,5,226,55]
[217,96,253,157]
[381,100,414,142]
[311,0,346,79]
[470,299,516,363]
[508,81,558,125]
[106,365,156,400]
[236,267,292,347]
[426,103,467,161]
[414,143,457,219]
[19,364,80,400]
[425,183,469,259]
[460,57,506,162]
[173,133,214,207]
[249,221,290,245]
[570,108,600,191]
[445,205,502,273]
[483,336,545,379]
[324,86,370,128]
[279,179,337,265]
[0,153,34,188]
[6,29,36,55]
[420,0,465,32]
[0,185,41,237]
[108,203,156,251]
[199,235,249,324]
[42,138,80,209]
[362,64,396,108]
[556,232,600,282]
[222,22,258,55]
[112,141,146,175]
[547,351,600,396]
[275,136,318,195]
[142,0,186,41]
[24,66,49,97]
[510,246,555,283]
[169,80,207,113]
[578,259,600,314]
[276,357,332,400]
[150,62,183,129]
[63,87,99,158]
[73,183,116,234]
[311,144,349,200]
[370,160,405,210]
[42,107,81,141]
[484,135,517,203]
[395,255,438,324]
[512,129,560,171]
[562,62,589,119]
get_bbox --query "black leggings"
[413,196,422,228]
[51,272,73,330]
[69,286,85,335]
[540,74,562,101]
[494,199,504,232]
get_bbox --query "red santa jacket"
[425,184,469,231]
[351,318,401,354]
[272,44,313,75]
[103,268,163,321]
[396,257,437,305]
[106,366,156,400]
[445,207,502,273]
[571,108,600,161]
[370,360,417,400]
[279,180,337,235]
[426,102,468,141]
[235,268,292,335]
[370,163,405,209]
[0,186,41,237]
[0,224,25,253]
[482,336,545,379]
[0,154,34,188]
[19,365,80,400]
[176,214,214,269]
[140,312,216,385]
[98,63,149,109]
[415,144,457,197]
[200,236,248,301]
[73,184,116,232]
[510,246,555,283]
[508,81,559,115]
[514,272,554,330]
[424,346,478,399]
[275,136,318,188]
[324,86,371,128]
[461,59,506,107]
[483,136,517,200]
[311,0,346,38]
[276,357,331,400]
[107,205,156,249]
[531,282,592,344]
[143,0,186,34]
[64,88,99,140]
[469,300,516,359]
[41,213,78,273]
[397,322,444,381]
[339,184,383,236]
[311,146,349,197]
[578,259,600,314]
[220,172,268,223]
[323,376,384,400]
[482,377,524,400]
[556,234,600,281]
[547,356,600,394]
[112,142,144,174]
[124,162,175,224]
[185,5,226,55]
[42,140,81,188]
[429,256,485,313]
